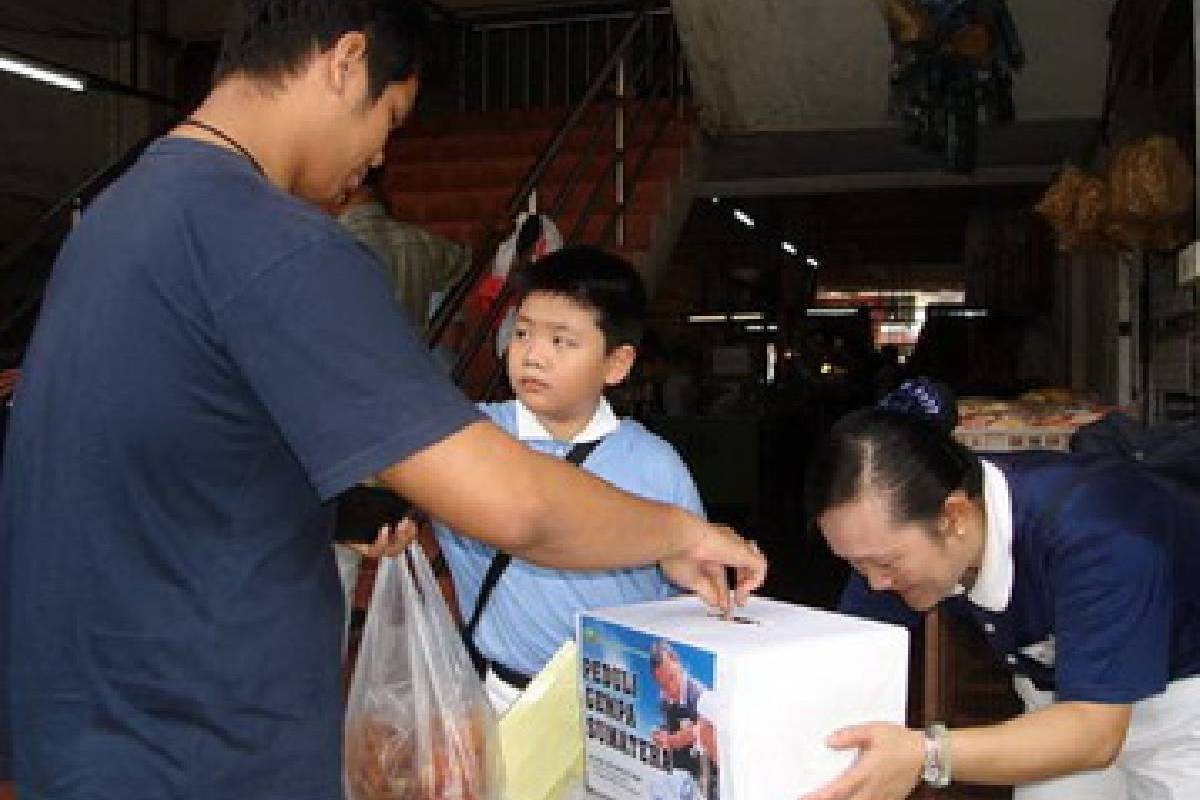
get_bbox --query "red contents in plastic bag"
[345,713,488,800]
[343,546,499,800]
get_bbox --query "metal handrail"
[476,31,684,399]
[0,121,173,273]
[564,21,676,245]
[426,0,662,352]
[430,1,687,400]
[466,6,671,30]
[0,119,179,339]
[1,0,685,388]
[547,101,616,220]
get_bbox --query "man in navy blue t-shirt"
[0,3,766,799]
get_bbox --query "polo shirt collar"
[960,458,1015,613]
[514,397,619,444]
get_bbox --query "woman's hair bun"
[877,377,959,435]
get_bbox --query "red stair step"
[401,100,690,137]
[383,145,683,194]
[388,114,693,164]
[386,177,668,225]
[422,209,654,251]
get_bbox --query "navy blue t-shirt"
[0,137,480,799]
[840,452,1200,705]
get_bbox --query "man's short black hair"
[214,0,431,100]
[515,246,647,350]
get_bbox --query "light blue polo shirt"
[435,398,705,676]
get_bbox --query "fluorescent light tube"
[0,54,85,92]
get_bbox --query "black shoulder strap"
[462,438,605,667]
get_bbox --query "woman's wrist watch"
[921,722,952,788]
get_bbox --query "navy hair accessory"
[879,377,949,421]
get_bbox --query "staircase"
[382,100,699,275]
[383,97,700,402]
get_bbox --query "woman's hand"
[345,517,420,559]
[801,723,924,800]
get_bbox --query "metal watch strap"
[921,721,952,788]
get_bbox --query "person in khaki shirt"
[332,170,473,635]
[336,169,471,332]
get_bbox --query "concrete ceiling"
[672,0,1115,134]
[161,0,608,40]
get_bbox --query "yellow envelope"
[499,640,585,800]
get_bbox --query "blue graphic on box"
[579,615,720,799]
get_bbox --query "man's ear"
[326,31,369,96]
[603,344,637,386]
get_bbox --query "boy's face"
[507,292,635,434]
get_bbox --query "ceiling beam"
[699,165,1058,198]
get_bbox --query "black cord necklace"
[178,118,266,177]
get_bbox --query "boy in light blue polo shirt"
[435,246,704,713]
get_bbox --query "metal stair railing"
[0,1,691,403]
[424,1,690,401]
[0,118,179,342]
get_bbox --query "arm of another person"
[215,233,763,609]
[377,420,765,610]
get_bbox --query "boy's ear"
[603,344,637,387]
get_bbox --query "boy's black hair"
[214,0,431,100]
[515,246,647,350]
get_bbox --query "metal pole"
[1117,253,1134,408]
[129,0,140,88]
[480,28,488,111]
[615,56,626,248]
[674,28,684,106]
[584,21,591,85]
[645,11,653,94]
[504,28,511,110]
[459,24,468,112]
[564,22,572,106]
[1141,253,1153,421]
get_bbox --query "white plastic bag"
[491,213,564,356]
[491,212,564,283]
[344,544,501,800]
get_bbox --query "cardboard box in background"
[578,597,908,799]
